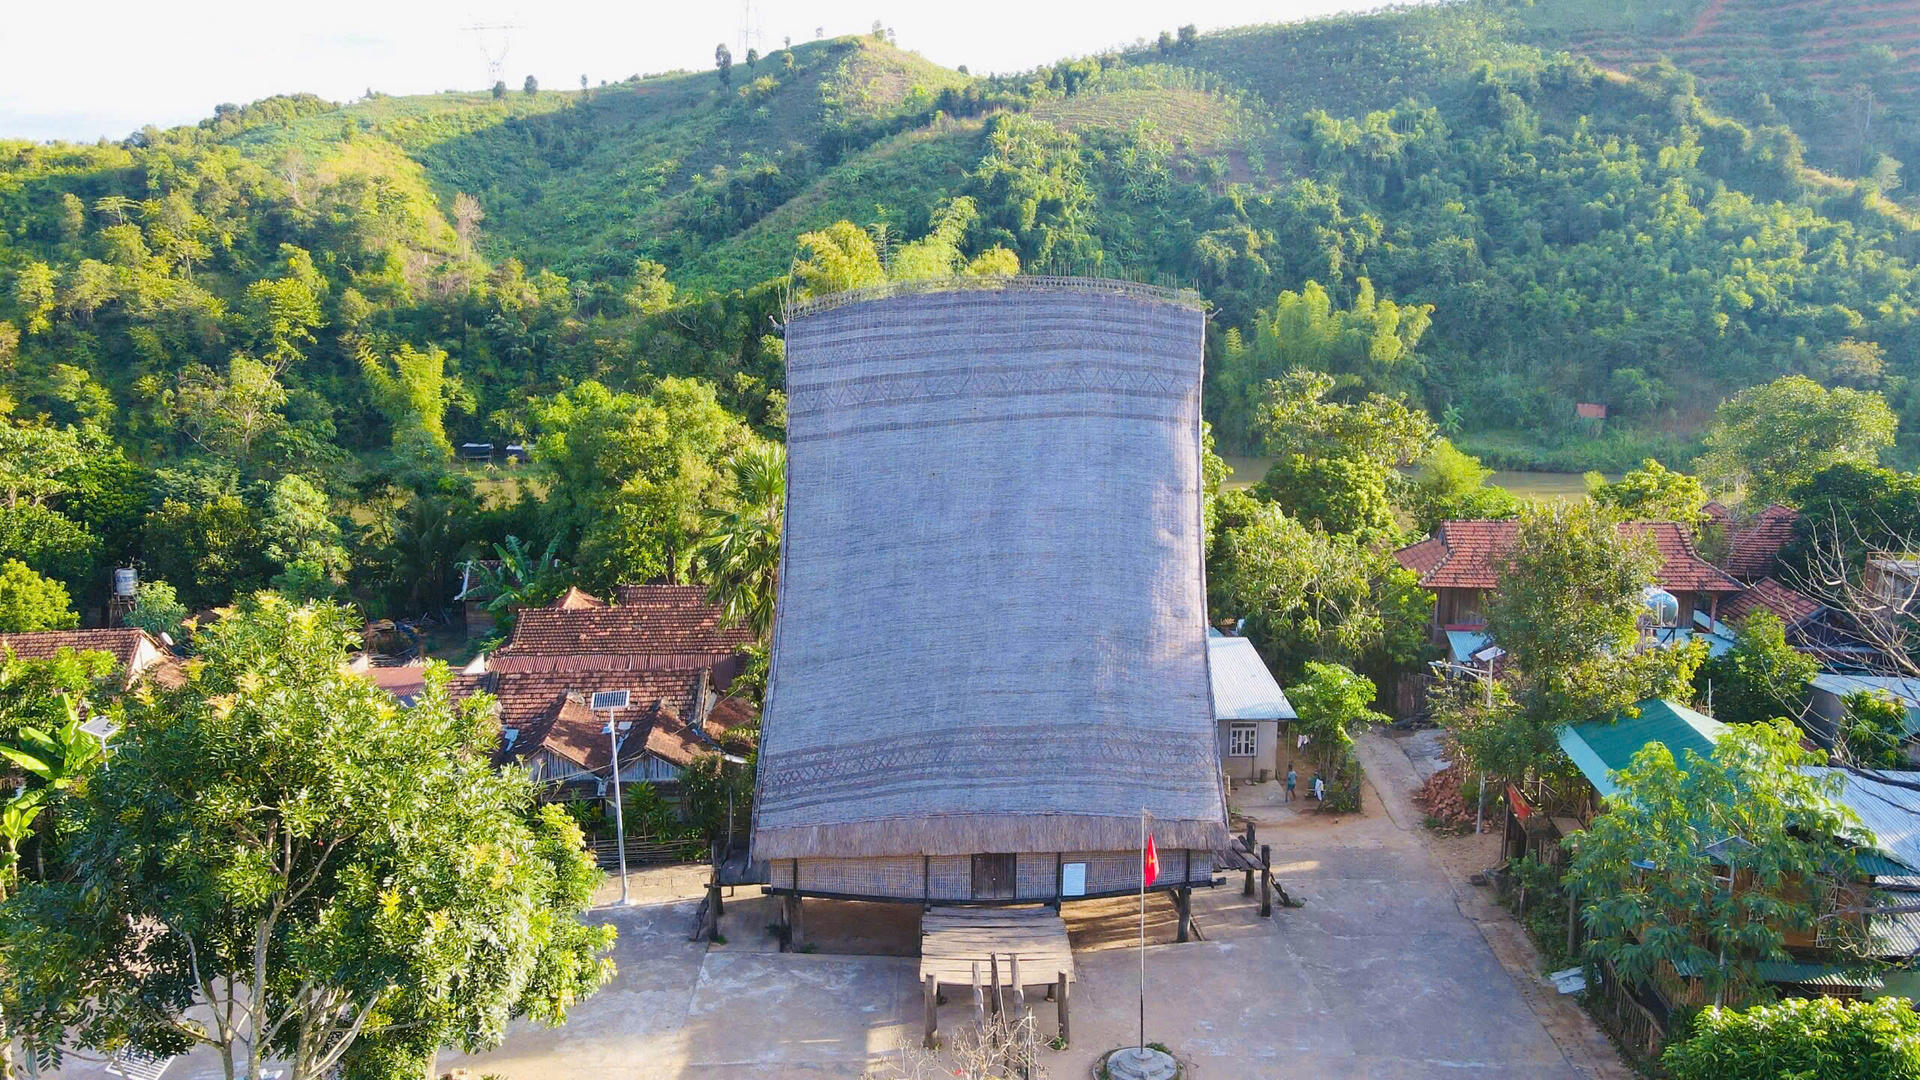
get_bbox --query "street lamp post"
[593,690,632,905]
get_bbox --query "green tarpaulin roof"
[1557,699,1729,800]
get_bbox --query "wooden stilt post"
[1260,844,1272,918]
[1175,887,1191,942]
[1567,887,1579,957]
[789,894,805,950]
[924,973,939,1049]
[1010,954,1026,1012]
[990,953,1005,1016]
[1243,823,1257,897]
[971,962,985,1032]
[1056,972,1070,1047]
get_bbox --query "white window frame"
[1228,723,1258,758]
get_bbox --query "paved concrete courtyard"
[434,732,1619,1079]
[52,732,1624,1079]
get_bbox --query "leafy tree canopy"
[1661,997,1920,1080]
[1588,459,1708,523]
[2,596,616,1080]
[1694,611,1819,728]
[1568,720,1862,1009]
[0,560,78,634]
[1697,376,1897,507]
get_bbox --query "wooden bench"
[919,906,1074,1049]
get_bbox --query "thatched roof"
[752,280,1227,861]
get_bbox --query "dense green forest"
[0,0,1917,620]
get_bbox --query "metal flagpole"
[1138,807,1146,1056]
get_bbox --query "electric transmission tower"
[739,0,763,59]
[467,21,521,88]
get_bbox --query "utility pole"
[594,690,632,904]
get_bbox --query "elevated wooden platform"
[919,905,1075,989]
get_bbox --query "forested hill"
[2,0,1919,513]
[1515,0,1920,178]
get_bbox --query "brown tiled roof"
[706,695,758,734]
[479,668,732,772]
[1628,522,1745,594]
[1393,520,1743,594]
[494,583,753,663]
[0,628,164,686]
[1394,535,1450,578]
[1724,504,1800,581]
[364,664,428,701]
[456,667,704,733]
[1392,520,1521,590]
[1703,501,1734,529]
[0,628,150,667]
[1721,577,1824,628]
[547,587,607,610]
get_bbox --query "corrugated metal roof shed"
[1798,767,1920,874]
[1207,636,1295,720]
[1811,674,1920,706]
[1557,698,1728,799]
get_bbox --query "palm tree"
[696,441,785,640]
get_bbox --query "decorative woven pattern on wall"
[753,282,1228,861]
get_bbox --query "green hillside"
[2,4,1920,615]
[1515,0,1920,178]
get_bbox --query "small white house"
[1209,630,1296,782]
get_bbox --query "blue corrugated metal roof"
[1798,767,1920,875]
[1207,636,1296,720]
[1446,630,1490,664]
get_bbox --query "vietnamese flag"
[1143,832,1159,887]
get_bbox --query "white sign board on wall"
[1061,863,1087,897]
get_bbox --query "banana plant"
[0,695,105,895]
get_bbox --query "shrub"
[1661,997,1920,1080]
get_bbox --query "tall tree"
[1250,369,1435,539]
[1588,459,1708,523]
[1694,611,1819,727]
[714,44,733,88]
[2,597,615,1080]
[790,221,885,297]
[1697,376,1897,506]
[1441,501,1701,784]
[531,379,750,592]
[1212,280,1433,449]
[360,341,457,463]
[696,440,785,639]
[1212,501,1431,685]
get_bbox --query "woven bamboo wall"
[768,850,1214,900]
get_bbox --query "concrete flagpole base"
[1101,1045,1178,1080]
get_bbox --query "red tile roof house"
[1706,502,1802,583]
[0,628,179,690]
[466,666,756,801]
[488,584,757,688]
[1394,521,1744,645]
[435,584,761,819]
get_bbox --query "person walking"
[1312,773,1325,802]
[1284,764,1297,803]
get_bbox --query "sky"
[2,0,1407,143]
